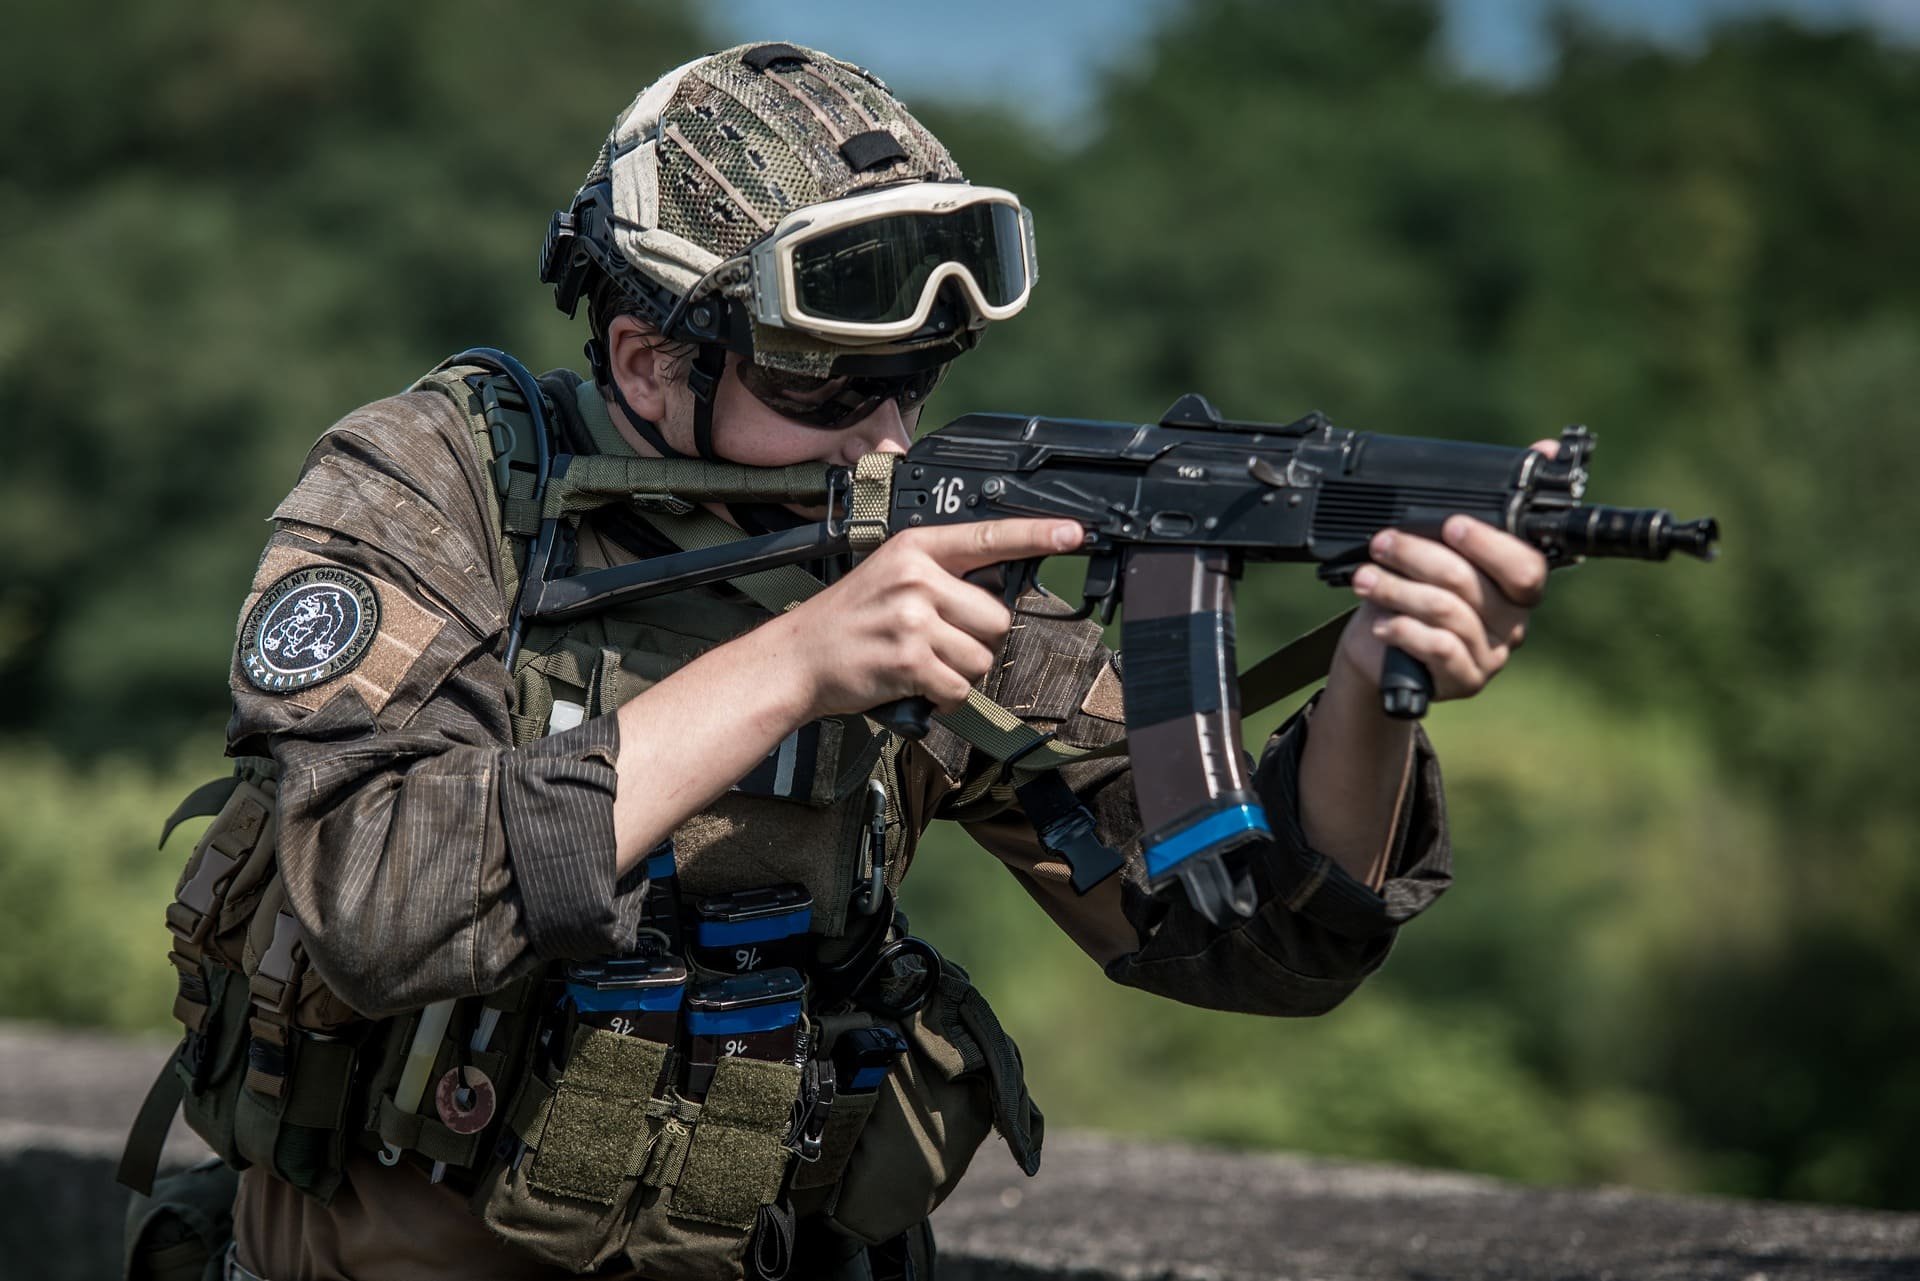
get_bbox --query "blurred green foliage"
[2,0,1914,1210]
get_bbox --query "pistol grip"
[865,564,1013,741]
[872,696,935,740]
[1379,646,1433,719]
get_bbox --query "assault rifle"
[511,391,1718,925]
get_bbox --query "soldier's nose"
[842,399,909,464]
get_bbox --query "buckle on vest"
[477,377,527,498]
[248,910,307,1014]
[1012,773,1125,895]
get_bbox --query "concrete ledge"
[934,1134,1920,1281]
[5,1022,1915,1280]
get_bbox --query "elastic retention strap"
[846,453,896,559]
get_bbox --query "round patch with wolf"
[240,566,380,692]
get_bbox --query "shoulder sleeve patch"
[235,544,450,715]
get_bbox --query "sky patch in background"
[712,0,1920,123]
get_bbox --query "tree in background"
[2,0,1914,1210]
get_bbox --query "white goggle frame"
[745,184,1037,344]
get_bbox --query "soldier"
[124,42,1549,1281]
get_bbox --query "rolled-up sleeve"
[949,605,1452,1019]
[228,390,644,1017]
[1101,695,1450,1017]
[499,716,629,959]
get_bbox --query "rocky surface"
[3,1022,1914,1281]
[935,1133,1920,1281]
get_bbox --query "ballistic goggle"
[744,184,1038,344]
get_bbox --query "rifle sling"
[117,1049,189,1197]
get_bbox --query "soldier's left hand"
[1335,439,1556,705]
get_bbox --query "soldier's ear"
[606,315,675,424]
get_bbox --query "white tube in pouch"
[378,998,456,1164]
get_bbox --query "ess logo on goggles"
[746,185,1037,343]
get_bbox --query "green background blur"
[3,0,1915,1211]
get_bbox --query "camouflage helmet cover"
[568,43,970,374]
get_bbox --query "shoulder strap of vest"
[412,348,572,612]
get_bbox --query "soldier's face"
[669,350,918,469]
[605,316,916,472]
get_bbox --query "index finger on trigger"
[920,518,1084,573]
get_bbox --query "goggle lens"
[735,360,948,430]
[789,201,1029,326]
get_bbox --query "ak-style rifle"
[508,386,1719,925]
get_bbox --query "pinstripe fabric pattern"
[224,374,1454,1279]
[229,381,1452,1020]
[227,392,640,1018]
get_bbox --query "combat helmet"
[540,42,1039,462]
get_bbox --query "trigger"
[1005,559,1040,609]
[1082,550,1122,624]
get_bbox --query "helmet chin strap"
[679,343,829,534]
[585,337,687,460]
[686,343,727,464]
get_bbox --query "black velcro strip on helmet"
[840,130,908,173]
[742,43,810,72]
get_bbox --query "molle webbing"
[509,637,673,747]
[163,768,277,1033]
[414,364,544,608]
[369,980,538,1171]
[939,605,1357,795]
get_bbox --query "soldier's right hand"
[775,518,1085,719]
